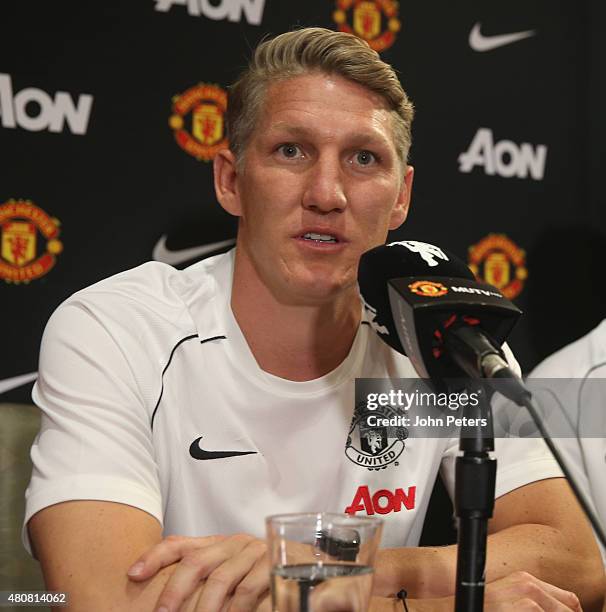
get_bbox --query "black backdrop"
[1,1,604,402]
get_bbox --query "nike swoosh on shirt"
[152,235,236,266]
[469,22,535,52]
[189,436,257,460]
[0,371,38,395]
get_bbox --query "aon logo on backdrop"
[155,0,265,24]
[0,74,93,135]
[459,128,547,181]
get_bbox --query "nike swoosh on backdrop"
[469,22,535,52]
[0,371,38,395]
[153,235,236,266]
[189,436,257,461]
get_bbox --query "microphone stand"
[454,381,496,612]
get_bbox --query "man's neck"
[230,252,361,382]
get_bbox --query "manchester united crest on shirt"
[345,402,408,470]
[333,0,402,52]
[169,83,228,161]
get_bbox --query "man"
[24,28,603,611]
[527,320,606,566]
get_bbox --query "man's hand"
[127,533,270,612]
[482,571,582,611]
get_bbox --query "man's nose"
[302,154,347,214]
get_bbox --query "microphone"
[358,241,606,556]
[358,240,525,400]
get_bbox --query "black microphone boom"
[358,240,522,612]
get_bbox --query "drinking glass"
[266,512,383,612]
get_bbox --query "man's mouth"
[301,232,339,243]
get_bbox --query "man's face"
[217,72,413,305]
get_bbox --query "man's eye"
[278,144,302,158]
[354,150,377,166]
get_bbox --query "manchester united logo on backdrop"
[345,402,407,471]
[333,0,401,52]
[0,199,63,283]
[468,234,527,299]
[169,83,228,161]
[408,280,448,297]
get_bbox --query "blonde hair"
[226,27,414,167]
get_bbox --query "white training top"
[23,250,562,553]
[528,319,606,563]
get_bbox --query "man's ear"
[214,149,242,217]
[389,165,414,231]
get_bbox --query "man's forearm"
[374,524,604,609]
[373,544,456,599]
[483,523,605,611]
[46,558,206,612]
[369,595,450,612]
[371,572,585,612]
[30,502,210,612]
